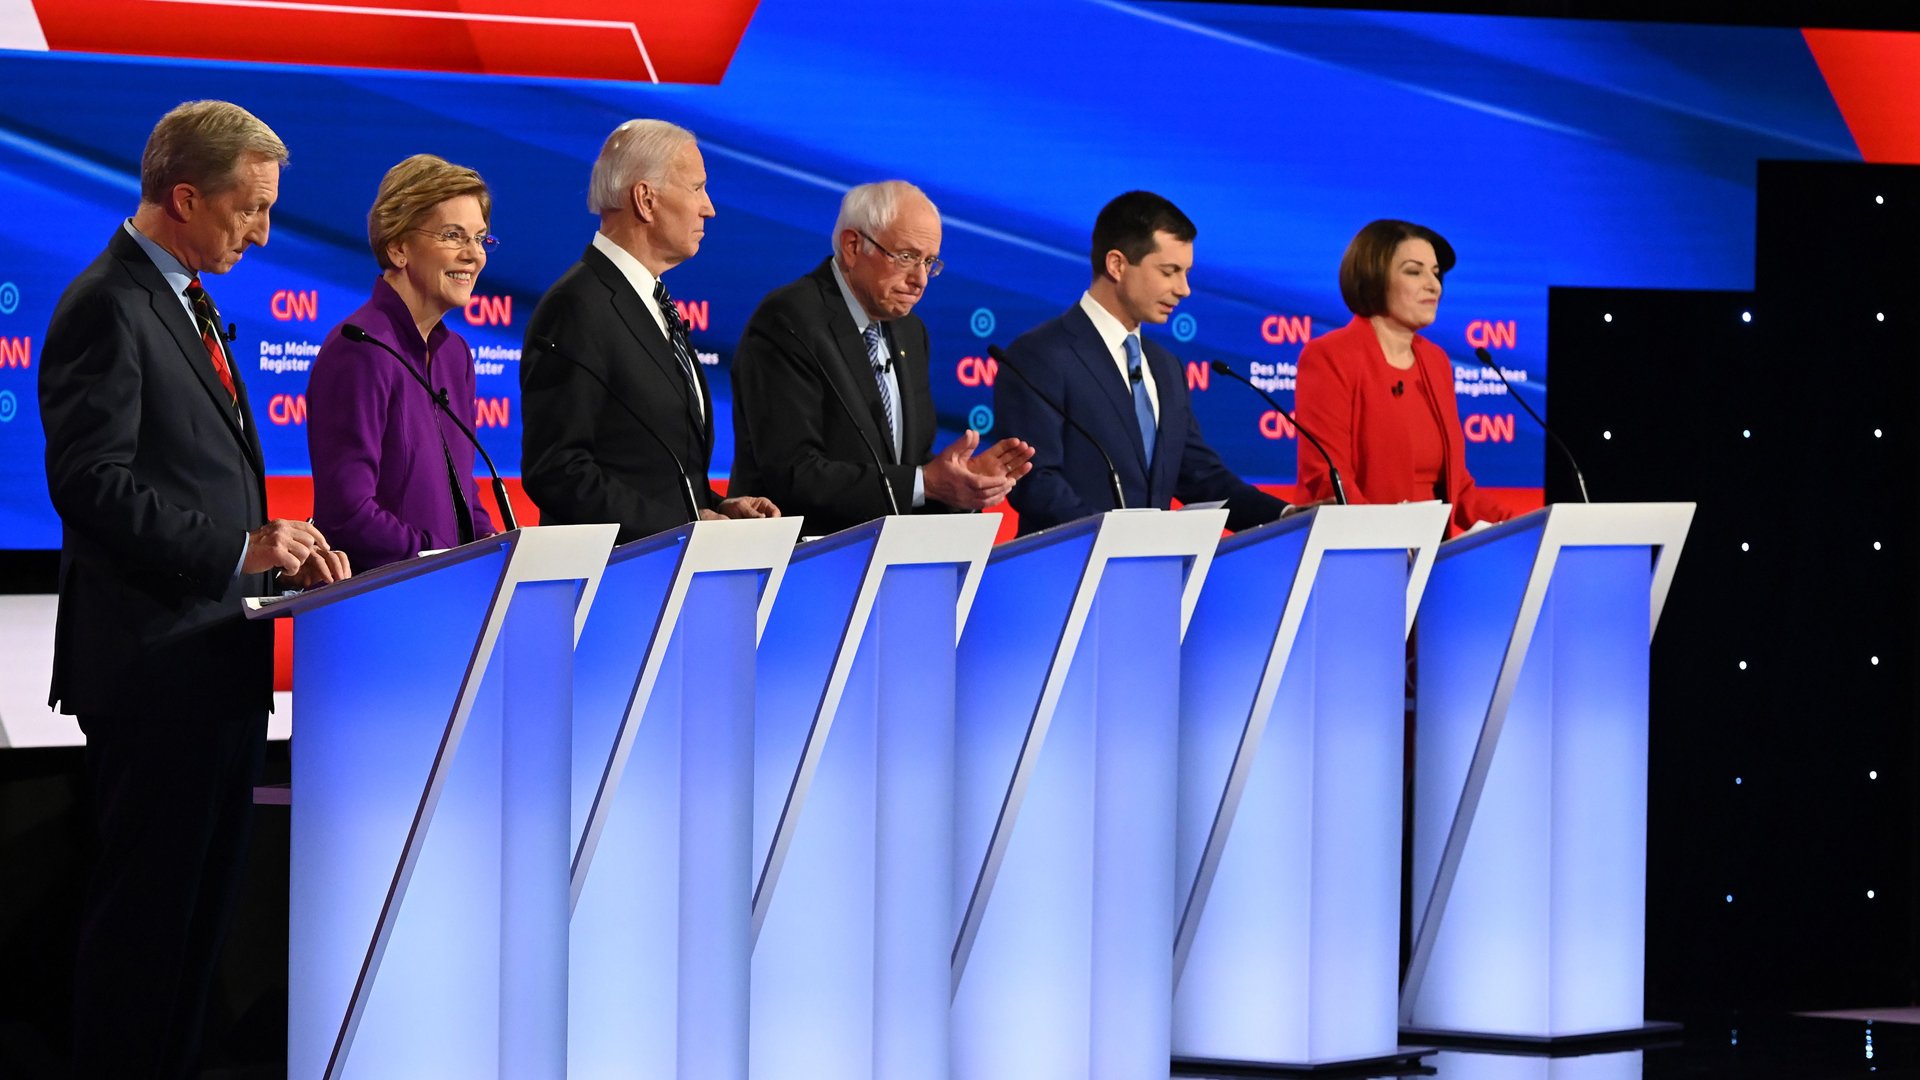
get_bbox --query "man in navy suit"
[40,99,349,1078]
[996,191,1291,535]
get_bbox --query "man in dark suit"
[39,99,349,1078]
[996,191,1293,536]
[729,180,1032,535]
[522,119,777,542]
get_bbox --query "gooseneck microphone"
[1472,347,1590,503]
[525,335,702,525]
[988,344,1127,511]
[780,324,901,517]
[341,323,518,531]
[1208,360,1348,506]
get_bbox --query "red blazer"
[1295,315,1507,536]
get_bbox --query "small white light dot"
[1735,776,1743,785]
[1603,313,1613,323]
[1876,195,1885,205]
[1872,656,1880,666]
[1874,428,1884,438]
[1738,660,1748,670]
[1868,890,1876,899]
[1874,541,1883,551]
[1877,313,1886,322]
[1742,429,1752,439]
[1871,770,1879,780]
[1725,894,1734,903]
[1741,311,1753,323]
[1740,542,1750,552]
[1602,430,1612,440]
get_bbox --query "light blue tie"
[863,323,899,460]
[1124,333,1156,464]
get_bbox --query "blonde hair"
[139,100,287,205]
[367,154,492,271]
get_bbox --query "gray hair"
[832,181,938,257]
[139,100,288,204]
[587,119,695,215]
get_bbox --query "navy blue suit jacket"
[997,303,1285,535]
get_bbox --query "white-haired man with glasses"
[729,180,1032,535]
[521,118,777,542]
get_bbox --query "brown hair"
[367,154,492,270]
[1338,219,1456,317]
[139,100,287,205]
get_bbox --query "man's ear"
[1102,248,1129,283]
[630,181,654,223]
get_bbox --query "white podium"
[566,517,802,1080]
[1402,503,1694,1044]
[749,515,1000,1080]
[1174,503,1447,1071]
[950,509,1226,1080]
[252,525,617,1080]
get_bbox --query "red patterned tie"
[183,278,237,403]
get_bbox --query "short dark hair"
[1090,191,1196,280]
[1338,219,1456,317]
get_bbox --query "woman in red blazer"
[1295,219,1510,536]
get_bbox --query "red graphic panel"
[30,0,760,84]
[1803,28,1920,165]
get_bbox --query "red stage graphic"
[27,0,760,84]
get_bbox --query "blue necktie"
[863,323,899,460]
[1124,333,1155,464]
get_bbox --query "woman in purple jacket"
[308,154,501,569]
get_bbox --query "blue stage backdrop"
[0,0,1868,548]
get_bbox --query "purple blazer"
[308,278,497,569]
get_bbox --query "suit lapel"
[889,320,931,460]
[1063,307,1148,471]
[124,243,258,471]
[812,270,896,464]
[584,246,701,425]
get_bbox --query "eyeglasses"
[859,231,942,278]
[414,227,500,252]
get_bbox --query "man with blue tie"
[730,180,1032,535]
[996,190,1291,535]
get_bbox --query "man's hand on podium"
[245,519,351,586]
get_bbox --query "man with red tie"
[39,99,348,1079]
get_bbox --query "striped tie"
[863,323,898,459]
[653,279,705,423]
[183,278,237,404]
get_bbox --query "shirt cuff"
[911,466,925,509]
[233,533,249,580]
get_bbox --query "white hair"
[832,180,938,259]
[587,119,695,215]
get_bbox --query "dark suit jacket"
[521,243,723,544]
[997,303,1286,535]
[729,258,941,535]
[39,227,273,714]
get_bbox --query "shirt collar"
[829,258,875,334]
[1078,290,1134,358]
[123,219,193,300]
[592,230,661,305]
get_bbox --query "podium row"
[251,502,1694,1079]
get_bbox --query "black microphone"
[340,323,518,531]
[525,335,702,525]
[1208,360,1347,506]
[988,344,1126,511]
[1391,380,1403,397]
[1473,347,1589,503]
[780,324,901,517]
